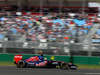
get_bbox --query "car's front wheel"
[17,60,25,68]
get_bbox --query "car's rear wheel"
[17,60,25,68]
[60,62,68,69]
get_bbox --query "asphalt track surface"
[0,66,100,75]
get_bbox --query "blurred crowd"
[0,12,93,42]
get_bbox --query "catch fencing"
[0,36,100,56]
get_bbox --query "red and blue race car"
[14,55,77,69]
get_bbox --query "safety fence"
[0,41,100,56]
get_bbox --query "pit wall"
[0,54,100,65]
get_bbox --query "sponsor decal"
[36,61,47,66]
[14,56,22,58]
[71,66,76,68]
[28,63,35,66]
[51,56,55,60]
[52,62,58,64]
[28,63,35,65]
[26,56,39,62]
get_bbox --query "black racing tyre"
[60,62,68,69]
[17,60,25,68]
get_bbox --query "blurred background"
[0,0,100,57]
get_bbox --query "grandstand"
[0,0,100,56]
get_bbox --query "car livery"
[14,55,77,69]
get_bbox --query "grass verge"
[76,64,100,69]
[0,61,100,69]
[0,61,16,66]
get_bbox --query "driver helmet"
[44,58,47,60]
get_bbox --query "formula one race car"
[14,55,77,69]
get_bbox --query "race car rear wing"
[14,55,22,64]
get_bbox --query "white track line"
[85,73,100,75]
